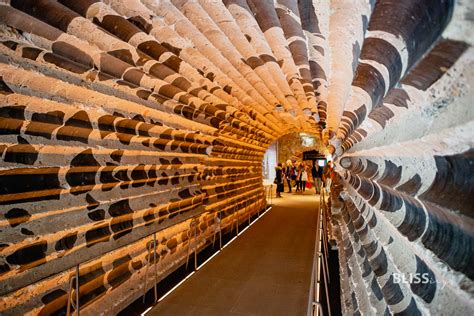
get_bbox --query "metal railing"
[63,211,214,315]
[308,185,332,316]
[66,264,80,316]
[264,183,274,205]
[64,185,273,315]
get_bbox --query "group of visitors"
[274,160,334,197]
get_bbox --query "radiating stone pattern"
[277,132,324,163]
[0,0,472,315]
[328,0,474,315]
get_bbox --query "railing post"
[66,264,80,316]
[313,302,324,316]
[321,194,330,284]
[66,275,74,316]
[320,247,332,316]
[143,240,153,303]
[321,185,332,316]
[185,221,193,271]
[235,205,239,236]
[76,264,80,316]
[247,198,251,226]
[212,216,218,248]
[194,223,198,271]
[219,211,222,250]
[322,235,330,284]
[237,209,239,235]
[153,233,158,302]
[270,184,273,204]
[185,216,199,271]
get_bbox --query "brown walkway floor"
[148,190,319,316]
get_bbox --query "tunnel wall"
[0,1,281,314]
[329,0,474,315]
[277,132,324,164]
[0,0,472,315]
[0,0,331,314]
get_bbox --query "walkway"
[148,190,319,316]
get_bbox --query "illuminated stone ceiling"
[0,0,472,315]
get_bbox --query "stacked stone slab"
[0,0,472,315]
[328,0,474,314]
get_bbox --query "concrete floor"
[148,190,319,316]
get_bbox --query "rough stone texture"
[277,132,325,164]
[0,0,472,315]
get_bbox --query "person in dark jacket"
[323,161,333,193]
[311,161,317,179]
[284,160,294,193]
[295,163,302,193]
[312,161,322,194]
[275,162,284,197]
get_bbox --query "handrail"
[313,302,324,315]
[66,264,80,316]
[185,219,197,271]
[321,187,332,316]
[63,184,271,314]
[308,184,332,316]
[321,193,331,284]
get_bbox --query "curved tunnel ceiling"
[0,0,472,315]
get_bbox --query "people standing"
[318,162,323,181]
[300,167,308,192]
[275,162,284,197]
[323,161,333,193]
[311,161,321,194]
[284,160,294,193]
[295,163,302,193]
[290,161,297,190]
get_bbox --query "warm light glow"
[141,306,153,316]
[149,206,272,312]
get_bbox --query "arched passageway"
[149,191,320,315]
[0,0,472,315]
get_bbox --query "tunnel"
[0,0,473,315]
